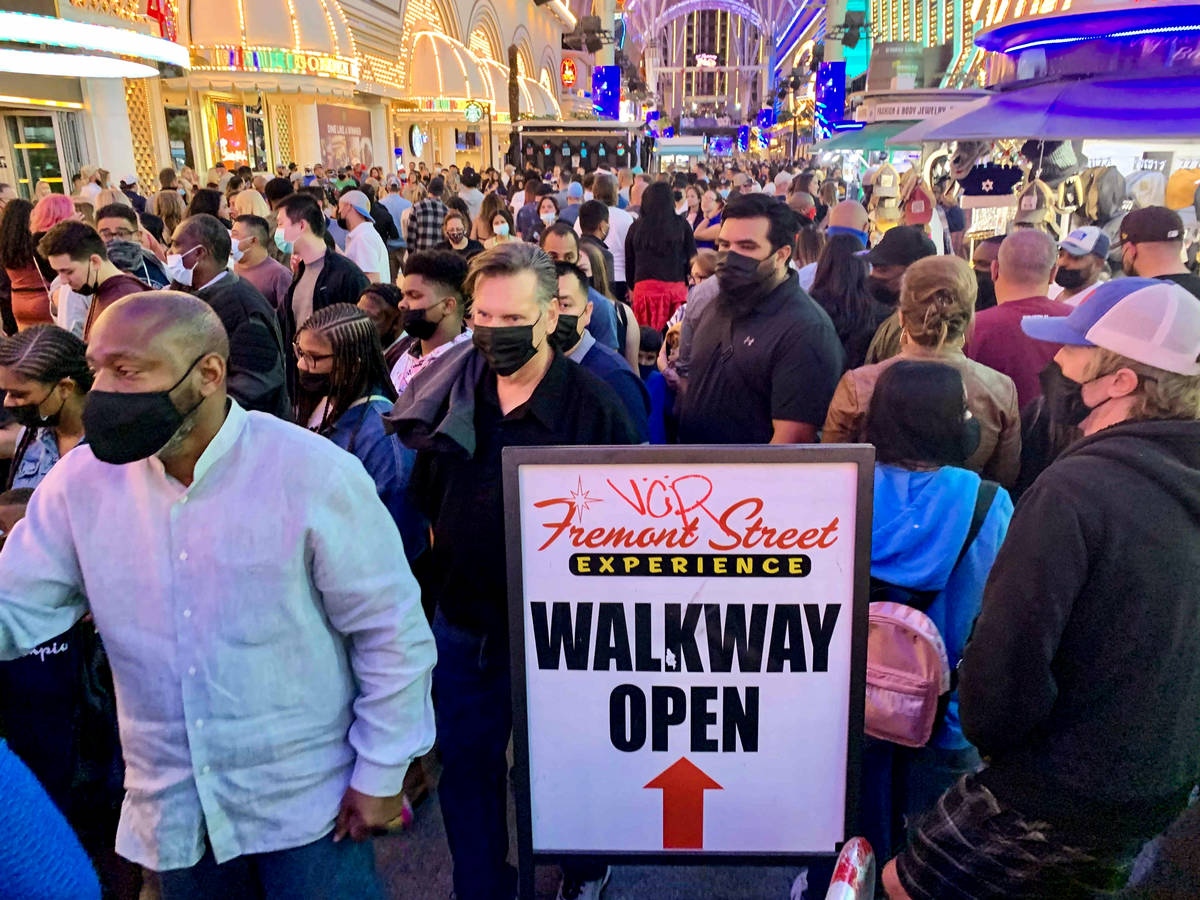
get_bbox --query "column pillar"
[292,101,320,170]
[594,0,616,67]
[80,78,138,176]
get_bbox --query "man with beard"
[862,226,939,364]
[1116,206,1200,299]
[1054,227,1110,305]
[677,193,843,444]
[0,291,435,898]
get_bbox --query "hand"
[333,787,407,842]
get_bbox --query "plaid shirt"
[405,197,449,252]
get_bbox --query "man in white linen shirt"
[0,291,435,898]
[338,189,390,284]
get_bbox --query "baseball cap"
[868,225,937,267]
[567,182,584,199]
[1060,226,1111,259]
[1118,206,1184,245]
[120,173,137,188]
[1021,277,1200,375]
[1014,179,1055,225]
[340,189,374,222]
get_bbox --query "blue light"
[976,3,1200,54]
[1006,23,1200,54]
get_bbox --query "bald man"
[0,292,435,897]
[798,200,871,292]
[965,229,1071,408]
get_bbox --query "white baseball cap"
[1022,277,1200,375]
[339,189,373,222]
[1059,226,1111,258]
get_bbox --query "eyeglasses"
[292,343,334,366]
[99,227,137,241]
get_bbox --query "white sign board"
[504,447,872,888]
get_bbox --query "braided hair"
[0,325,92,489]
[899,255,976,350]
[294,304,396,451]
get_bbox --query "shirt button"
[183,609,191,618]
[195,719,204,729]
[179,551,188,561]
[202,765,211,774]
[188,666,196,676]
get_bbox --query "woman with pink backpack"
[859,360,1014,869]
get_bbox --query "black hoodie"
[959,419,1200,848]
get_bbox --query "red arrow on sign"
[643,757,723,849]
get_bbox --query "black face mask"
[9,387,64,429]
[549,313,581,352]
[868,276,900,308]
[716,250,775,300]
[297,370,332,395]
[76,261,98,297]
[639,364,656,380]
[403,305,443,341]
[82,355,206,465]
[336,216,349,231]
[1054,267,1089,290]
[473,315,541,376]
[974,270,997,311]
[1039,361,1092,426]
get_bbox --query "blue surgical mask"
[274,227,294,255]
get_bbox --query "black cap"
[1119,206,1185,246]
[868,225,938,267]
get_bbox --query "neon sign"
[695,53,718,68]
[561,58,578,89]
[192,45,358,82]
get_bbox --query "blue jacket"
[571,334,650,442]
[324,395,427,562]
[871,463,1013,749]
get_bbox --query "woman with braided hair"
[822,255,1021,487]
[0,324,91,490]
[0,323,135,897]
[293,303,425,562]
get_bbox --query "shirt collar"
[490,351,569,429]
[565,329,596,361]
[187,398,247,487]
[197,269,230,292]
[349,221,374,238]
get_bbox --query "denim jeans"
[157,831,382,900]
[433,612,518,900]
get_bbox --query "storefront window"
[214,102,250,170]
[245,110,268,171]
[165,107,194,170]
[4,115,63,199]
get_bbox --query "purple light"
[976,2,1200,54]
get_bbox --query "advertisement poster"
[316,105,373,171]
[214,103,249,170]
[504,447,871,895]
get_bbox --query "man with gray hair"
[0,291,435,897]
[386,242,638,900]
[169,213,289,417]
[965,228,1071,408]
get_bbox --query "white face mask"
[493,222,510,237]
[165,245,201,287]
[541,212,556,226]
[230,238,248,264]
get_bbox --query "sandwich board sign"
[503,446,872,897]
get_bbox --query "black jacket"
[624,216,695,286]
[280,250,369,396]
[961,419,1200,847]
[195,274,290,418]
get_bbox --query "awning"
[919,74,1200,141]
[816,120,920,151]
[406,31,490,102]
[522,77,561,119]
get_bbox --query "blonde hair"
[233,189,270,218]
[150,189,185,238]
[1092,349,1200,421]
[404,183,426,205]
[899,255,977,349]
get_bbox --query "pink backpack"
[864,482,997,748]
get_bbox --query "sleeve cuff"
[349,758,409,798]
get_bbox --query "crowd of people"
[0,151,1197,900]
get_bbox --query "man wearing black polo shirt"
[678,193,844,444]
[386,243,637,900]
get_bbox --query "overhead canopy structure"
[816,120,920,151]
[406,31,490,101]
[917,74,1200,141]
[886,98,993,146]
[622,0,812,46]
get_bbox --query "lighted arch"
[467,1,504,62]
[508,25,536,81]
[642,0,767,36]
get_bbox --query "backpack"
[864,481,998,748]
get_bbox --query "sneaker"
[557,866,611,900]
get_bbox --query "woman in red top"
[0,199,51,330]
[625,182,696,331]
